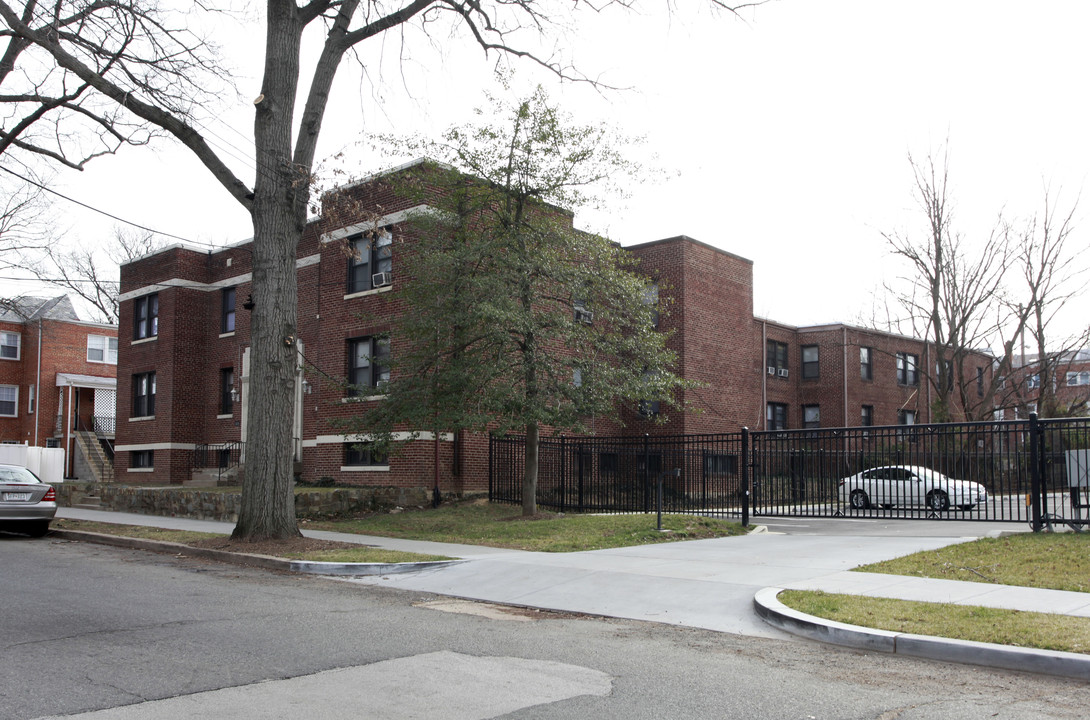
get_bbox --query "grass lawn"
[854,532,1090,593]
[779,532,1090,654]
[305,500,747,552]
[779,590,1090,655]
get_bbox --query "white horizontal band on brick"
[319,205,435,244]
[127,468,155,473]
[115,443,197,451]
[339,466,391,472]
[304,431,453,447]
[118,254,320,301]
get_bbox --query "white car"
[838,465,987,512]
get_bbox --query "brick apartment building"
[0,296,117,479]
[999,350,1090,419]
[114,160,996,492]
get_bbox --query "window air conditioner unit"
[575,309,594,324]
[767,366,776,375]
[372,271,392,288]
[778,368,789,378]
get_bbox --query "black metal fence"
[194,441,244,471]
[489,416,1090,526]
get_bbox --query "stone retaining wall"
[55,483,431,522]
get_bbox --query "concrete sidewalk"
[56,508,1090,678]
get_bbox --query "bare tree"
[881,150,1089,422]
[2,1,753,540]
[9,226,162,323]
[1007,189,1090,417]
[881,150,1027,421]
[0,166,54,266]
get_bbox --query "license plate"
[2,492,31,501]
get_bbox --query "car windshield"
[0,466,42,484]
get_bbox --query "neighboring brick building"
[1000,350,1090,419]
[114,160,997,491]
[0,296,117,479]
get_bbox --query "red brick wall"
[0,316,116,451]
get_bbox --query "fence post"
[741,427,750,527]
[1029,413,1042,532]
[559,436,567,514]
[488,433,494,502]
[643,434,650,514]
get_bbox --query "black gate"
[488,415,1090,526]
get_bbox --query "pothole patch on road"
[415,599,570,622]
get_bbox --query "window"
[599,452,619,474]
[936,359,954,392]
[131,450,153,468]
[87,335,118,364]
[638,368,660,417]
[46,438,59,448]
[896,352,919,386]
[861,405,873,427]
[898,409,916,425]
[133,372,156,417]
[28,385,35,414]
[977,367,985,397]
[347,336,390,396]
[220,368,235,415]
[643,283,660,329]
[346,229,393,294]
[766,340,788,376]
[802,404,821,429]
[860,347,873,381]
[573,296,593,324]
[1068,371,1090,386]
[1026,374,1041,390]
[767,402,787,430]
[704,454,738,475]
[344,442,387,467]
[572,368,583,387]
[801,345,819,379]
[0,385,17,417]
[0,331,20,360]
[222,287,236,333]
[133,294,158,339]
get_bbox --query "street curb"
[753,587,1090,681]
[49,529,465,577]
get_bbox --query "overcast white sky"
[29,0,1090,336]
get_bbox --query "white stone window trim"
[129,415,155,422]
[344,285,393,301]
[340,465,391,472]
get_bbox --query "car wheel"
[927,490,950,512]
[849,490,870,510]
[24,521,50,538]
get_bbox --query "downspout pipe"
[34,318,42,446]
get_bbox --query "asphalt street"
[4,534,1090,720]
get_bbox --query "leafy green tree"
[357,89,689,515]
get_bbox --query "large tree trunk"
[232,2,306,540]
